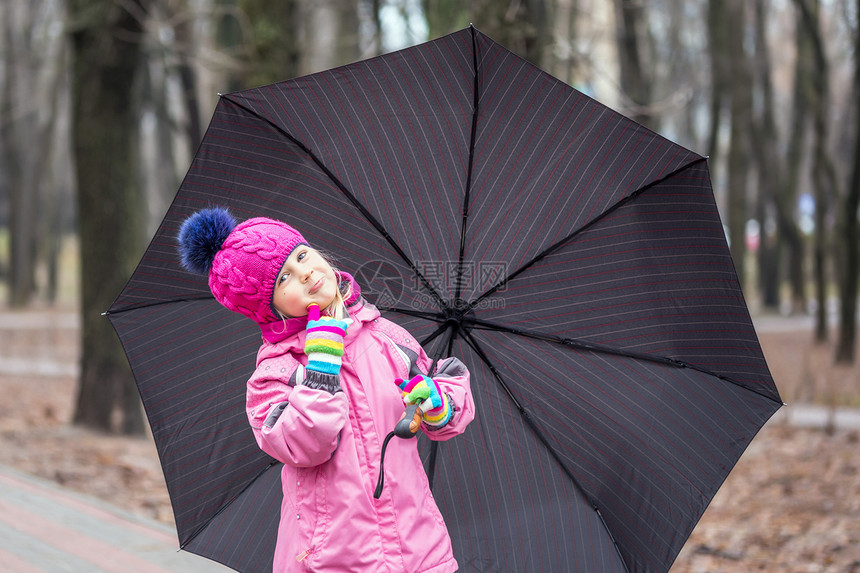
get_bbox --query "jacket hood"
[259,272,366,344]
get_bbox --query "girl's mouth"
[309,277,324,295]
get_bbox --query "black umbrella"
[108,26,782,573]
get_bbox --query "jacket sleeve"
[421,355,475,440]
[246,353,349,468]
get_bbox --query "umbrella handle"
[393,403,423,438]
[374,404,423,499]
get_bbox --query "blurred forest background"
[1,0,859,435]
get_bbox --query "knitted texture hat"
[177,207,307,326]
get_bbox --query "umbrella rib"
[376,306,446,323]
[454,25,481,302]
[466,317,784,405]
[419,321,453,348]
[460,329,589,496]
[425,323,459,490]
[461,329,631,573]
[466,156,709,313]
[220,95,448,311]
[105,295,215,315]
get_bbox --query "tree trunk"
[214,0,245,93]
[2,2,51,308]
[726,0,753,288]
[795,0,838,343]
[241,0,301,85]
[70,0,149,434]
[172,7,203,155]
[38,56,66,305]
[138,42,180,238]
[548,0,578,86]
[665,0,699,148]
[613,0,655,130]
[300,0,360,76]
[706,0,728,163]
[751,0,782,310]
[781,7,814,315]
[422,0,469,40]
[835,0,860,363]
[470,0,549,67]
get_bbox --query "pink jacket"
[246,292,474,572]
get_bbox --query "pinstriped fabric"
[438,332,775,573]
[108,301,274,570]
[108,27,780,573]
[465,34,697,302]
[183,465,281,572]
[221,31,474,301]
[473,160,777,400]
[418,337,628,572]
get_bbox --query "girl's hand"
[395,375,452,428]
[304,304,348,377]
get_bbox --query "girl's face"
[272,246,338,318]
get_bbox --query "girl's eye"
[278,273,289,284]
[297,251,306,262]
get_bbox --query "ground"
[1,306,858,572]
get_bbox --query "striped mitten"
[396,374,452,429]
[302,304,348,394]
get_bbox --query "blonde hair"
[315,247,349,321]
[325,257,354,320]
[328,282,347,320]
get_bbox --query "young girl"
[177,207,475,573]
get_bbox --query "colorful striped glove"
[302,304,348,394]
[396,374,452,428]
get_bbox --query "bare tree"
[661,0,705,150]
[835,0,860,362]
[241,0,302,83]
[613,0,656,130]
[751,0,783,310]
[138,4,181,236]
[780,5,815,315]
[470,0,549,66]
[70,0,151,434]
[170,0,204,154]
[726,0,754,287]
[1,2,37,307]
[1,0,66,307]
[795,0,840,342]
[546,0,579,86]
[706,0,729,164]
[422,0,469,40]
[299,0,361,76]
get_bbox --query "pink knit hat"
[177,207,307,325]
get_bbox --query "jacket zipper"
[378,331,411,377]
[296,546,314,562]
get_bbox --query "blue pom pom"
[177,207,237,274]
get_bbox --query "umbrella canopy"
[108,26,782,573]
